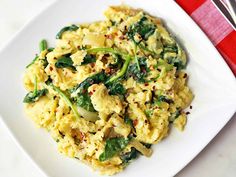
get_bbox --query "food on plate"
[23,5,193,175]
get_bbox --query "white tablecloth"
[0,0,235,176]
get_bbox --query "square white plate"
[0,0,235,177]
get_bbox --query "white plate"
[0,0,235,177]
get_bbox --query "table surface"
[0,0,235,177]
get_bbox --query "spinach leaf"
[23,89,47,103]
[107,82,126,96]
[99,137,131,161]
[127,16,156,44]
[154,95,173,106]
[86,47,132,83]
[75,71,108,92]
[157,95,173,104]
[55,56,76,70]
[121,147,138,164]
[23,76,47,103]
[45,76,53,85]
[126,57,148,83]
[169,109,181,122]
[70,72,107,112]
[81,54,96,65]
[75,93,95,112]
[56,24,79,39]
[47,47,54,52]
[49,83,80,119]
[167,57,185,70]
[124,116,134,128]
[163,45,178,53]
[142,143,152,149]
[106,55,131,83]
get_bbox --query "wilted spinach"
[121,147,138,165]
[23,76,47,103]
[163,45,178,54]
[75,93,95,112]
[124,116,134,128]
[167,57,185,70]
[154,95,173,106]
[107,82,126,96]
[108,54,124,69]
[99,137,131,161]
[74,71,107,92]
[48,83,80,119]
[56,24,79,39]
[87,47,132,83]
[126,57,148,83]
[81,54,96,65]
[70,72,107,112]
[55,56,76,70]
[127,16,156,44]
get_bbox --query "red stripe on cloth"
[175,0,206,14]
[176,0,236,76]
[217,31,236,75]
[191,0,233,45]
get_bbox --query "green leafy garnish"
[87,47,127,58]
[126,57,148,83]
[75,71,107,92]
[23,76,47,103]
[107,55,131,83]
[163,45,178,53]
[142,143,152,148]
[107,82,126,96]
[87,47,132,83]
[49,83,80,119]
[70,72,107,112]
[121,147,138,165]
[99,137,131,162]
[167,57,185,70]
[109,54,124,69]
[47,47,54,52]
[81,54,96,65]
[55,56,76,70]
[75,93,95,112]
[127,16,156,45]
[127,16,156,69]
[154,95,173,106]
[124,116,134,128]
[56,24,79,39]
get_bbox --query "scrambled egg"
[23,6,193,175]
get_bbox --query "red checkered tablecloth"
[176,0,236,75]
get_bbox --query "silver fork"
[211,0,236,30]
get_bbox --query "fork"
[211,0,236,30]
